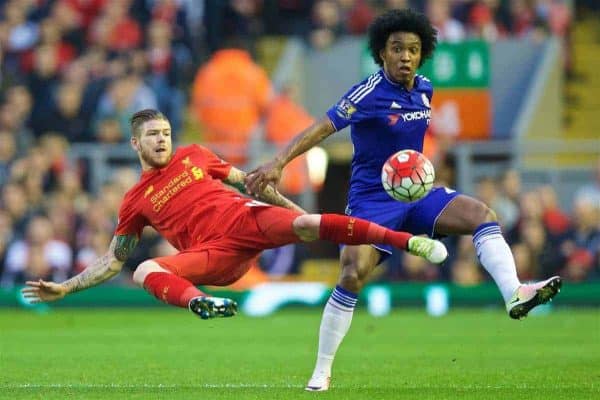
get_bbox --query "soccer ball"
[381,150,435,202]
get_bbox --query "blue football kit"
[326,69,459,258]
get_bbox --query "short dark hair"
[368,9,438,68]
[130,109,167,138]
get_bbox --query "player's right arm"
[21,234,139,303]
[245,116,336,195]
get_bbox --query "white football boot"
[305,372,331,392]
[506,276,562,320]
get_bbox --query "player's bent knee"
[467,198,497,227]
[338,260,373,292]
[132,260,171,287]
[292,214,321,242]
[484,206,498,223]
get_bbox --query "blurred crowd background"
[0,0,598,290]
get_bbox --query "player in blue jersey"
[245,9,562,391]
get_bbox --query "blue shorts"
[344,186,460,260]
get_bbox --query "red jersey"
[115,145,255,250]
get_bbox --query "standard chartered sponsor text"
[151,170,193,212]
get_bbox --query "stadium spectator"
[60,0,107,29]
[450,236,483,285]
[0,209,13,277]
[46,192,77,245]
[3,0,39,54]
[507,0,536,37]
[21,18,76,74]
[145,19,187,134]
[4,85,33,130]
[88,0,141,52]
[466,0,502,41]
[538,185,571,237]
[561,197,600,280]
[494,169,522,238]
[381,0,410,14]
[27,45,61,135]
[338,0,376,35]
[1,215,72,289]
[0,86,34,155]
[574,160,600,210]
[93,72,158,140]
[309,0,344,49]
[76,229,111,274]
[191,36,273,165]
[426,0,466,42]
[0,130,17,186]
[1,182,32,238]
[262,0,314,36]
[31,82,90,141]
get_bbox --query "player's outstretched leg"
[506,276,562,320]
[407,236,448,264]
[312,214,448,264]
[189,296,238,320]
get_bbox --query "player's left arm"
[21,234,139,303]
[224,166,307,214]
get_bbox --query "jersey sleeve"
[194,144,232,180]
[419,75,434,103]
[325,75,379,131]
[114,193,146,238]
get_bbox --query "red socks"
[143,272,204,308]
[318,213,411,250]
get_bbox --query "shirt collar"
[382,69,420,91]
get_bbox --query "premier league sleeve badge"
[335,98,357,120]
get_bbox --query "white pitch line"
[1,383,303,389]
[1,383,595,390]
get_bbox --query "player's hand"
[21,279,68,303]
[245,160,283,195]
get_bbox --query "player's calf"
[189,296,238,320]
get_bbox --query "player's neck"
[383,70,415,91]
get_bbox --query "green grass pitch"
[0,307,598,399]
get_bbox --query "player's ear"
[130,136,140,152]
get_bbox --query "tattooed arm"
[224,166,307,214]
[21,234,139,303]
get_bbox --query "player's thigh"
[434,194,493,235]
[153,249,258,286]
[250,206,303,247]
[402,186,461,237]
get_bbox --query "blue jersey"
[325,70,459,256]
[327,70,433,203]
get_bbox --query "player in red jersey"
[22,109,448,319]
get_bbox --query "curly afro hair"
[368,9,438,68]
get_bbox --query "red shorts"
[153,205,302,285]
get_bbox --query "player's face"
[134,119,173,169]
[380,32,422,88]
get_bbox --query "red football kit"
[115,144,302,285]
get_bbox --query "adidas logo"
[390,101,402,109]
